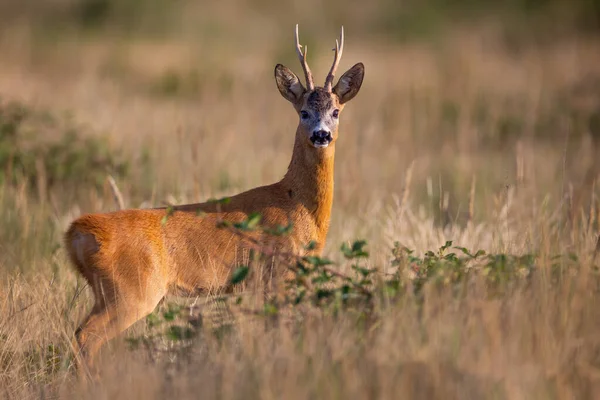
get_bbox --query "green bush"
[0,99,128,195]
[127,211,585,357]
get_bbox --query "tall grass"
[0,0,599,398]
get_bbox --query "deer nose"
[312,130,330,139]
[310,130,333,146]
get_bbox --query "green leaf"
[233,213,262,231]
[294,290,306,305]
[166,326,194,341]
[352,265,373,277]
[441,240,453,252]
[341,240,370,259]
[312,273,332,284]
[246,212,262,230]
[162,304,182,321]
[352,240,368,252]
[230,266,250,285]
[454,247,485,258]
[208,196,231,205]
[216,220,231,229]
[444,253,457,261]
[341,242,351,255]
[264,223,294,236]
[305,240,317,251]
[161,205,175,225]
[145,313,162,328]
[263,303,278,316]
[295,261,309,274]
[455,246,473,257]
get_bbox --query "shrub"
[0,99,128,196]
[127,211,585,357]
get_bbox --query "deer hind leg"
[67,230,165,374]
[73,275,164,375]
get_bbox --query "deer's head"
[275,25,364,149]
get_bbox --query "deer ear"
[333,62,364,104]
[275,64,306,103]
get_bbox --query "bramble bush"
[125,209,585,359]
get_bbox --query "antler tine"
[324,26,344,92]
[295,24,314,90]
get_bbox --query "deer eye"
[332,109,339,118]
[300,111,310,120]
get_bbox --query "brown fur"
[65,33,364,372]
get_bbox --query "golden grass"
[1,2,600,398]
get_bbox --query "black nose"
[310,130,332,145]
[313,130,329,139]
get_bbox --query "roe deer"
[65,25,364,369]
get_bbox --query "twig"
[107,175,125,211]
[468,175,476,224]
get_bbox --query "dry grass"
[1,1,600,398]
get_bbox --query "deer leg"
[73,277,165,375]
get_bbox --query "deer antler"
[295,24,314,91]
[324,26,344,92]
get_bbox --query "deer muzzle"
[310,130,333,148]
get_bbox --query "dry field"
[1,1,600,398]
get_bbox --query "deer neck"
[282,129,335,242]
